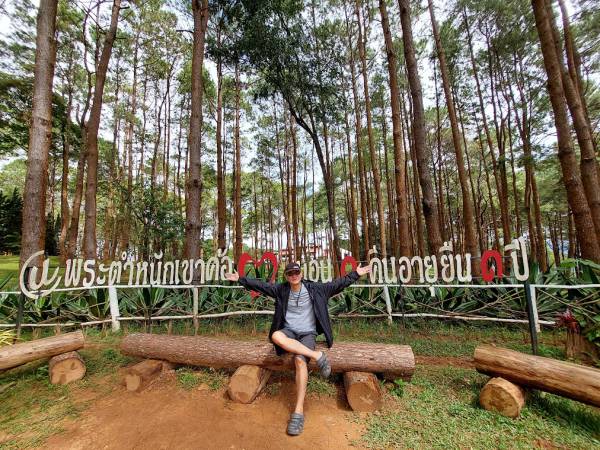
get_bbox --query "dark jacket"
[238,271,360,355]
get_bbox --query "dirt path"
[42,373,366,450]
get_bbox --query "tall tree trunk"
[544,0,600,242]
[119,29,139,255]
[216,28,226,251]
[557,0,596,156]
[507,57,548,270]
[344,3,369,259]
[234,63,243,262]
[289,107,342,273]
[398,0,442,254]
[184,0,209,260]
[343,105,360,259]
[379,0,410,257]
[290,114,300,261]
[274,100,291,260]
[20,0,58,271]
[355,0,386,257]
[531,0,600,261]
[428,0,478,263]
[104,52,122,260]
[433,62,447,243]
[463,9,506,245]
[82,0,121,261]
[486,38,512,244]
[455,88,485,254]
[59,52,74,265]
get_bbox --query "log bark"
[121,333,415,380]
[0,331,84,371]
[531,0,600,261]
[48,350,86,385]
[398,0,443,254]
[479,377,526,418]
[228,365,271,404]
[184,0,209,260]
[123,359,164,392]
[82,0,121,261]
[343,371,382,412]
[379,0,410,258]
[19,0,58,271]
[474,344,600,407]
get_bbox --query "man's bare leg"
[293,356,308,414]
[271,331,323,362]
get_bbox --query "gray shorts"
[279,327,316,363]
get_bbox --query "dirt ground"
[42,371,366,450]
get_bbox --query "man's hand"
[356,264,371,277]
[225,271,240,282]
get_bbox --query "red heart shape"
[340,255,358,276]
[237,252,278,299]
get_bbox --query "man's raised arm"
[225,271,279,298]
[323,264,371,297]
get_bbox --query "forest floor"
[1,319,599,449]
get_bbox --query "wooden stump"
[566,328,599,363]
[48,351,86,385]
[479,377,526,418]
[123,359,164,392]
[228,365,271,403]
[343,371,382,412]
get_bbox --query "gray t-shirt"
[284,284,317,334]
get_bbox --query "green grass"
[307,376,336,396]
[357,365,600,449]
[176,367,228,391]
[0,319,598,449]
[0,331,133,449]
[0,255,61,290]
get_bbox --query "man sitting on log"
[225,261,370,435]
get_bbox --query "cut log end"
[124,359,165,392]
[479,377,526,418]
[48,351,86,385]
[228,365,271,404]
[343,371,382,412]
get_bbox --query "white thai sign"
[18,238,529,299]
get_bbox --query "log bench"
[474,344,600,417]
[120,333,415,411]
[0,331,86,385]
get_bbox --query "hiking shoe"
[287,412,304,436]
[316,352,331,378]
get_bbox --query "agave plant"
[0,329,15,347]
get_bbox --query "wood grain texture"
[120,333,415,380]
[474,344,600,407]
[479,377,525,418]
[343,371,382,412]
[0,331,84,370]
[123,359,164,392]
[228,365,271,403]
[48,351,86,385]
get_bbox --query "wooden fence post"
[108,287,120,332]
[524,281,539,354]
[382,285,393,324]
[193,287,199,335]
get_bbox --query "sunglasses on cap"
[285,270,301,277]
